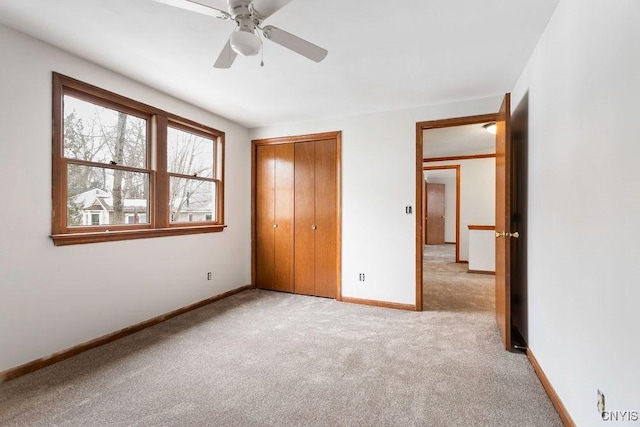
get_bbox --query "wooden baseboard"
[0,285,251,384]
[340,296,416,311]
[467,270,495,275]
[527,349,576,427]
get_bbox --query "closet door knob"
[273,224,278,229]
[312,225,317,230]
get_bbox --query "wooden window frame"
[51,73,225,246]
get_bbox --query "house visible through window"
[64,95,151,228]
[51,73,225,245]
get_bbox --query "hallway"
[424,244,494,312]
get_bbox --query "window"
[52,73,225,245]
[91,213,100,226]
[167,125,216,224]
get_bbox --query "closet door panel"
[273,144,295,292]
[314,139,338,298]
[255,145,276,290]
[294,141,316,296]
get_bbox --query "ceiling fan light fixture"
[229,30,261,56]
[483,122,497,135]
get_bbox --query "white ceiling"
[0,0,558,128]
[424,123,496,158]
[424,169,456,181]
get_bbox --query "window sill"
[51,224,226,246]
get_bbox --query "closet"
[253,132,340,298]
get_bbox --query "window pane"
[167,127,214,178]
[67,164,150,226]
[169,177,215,223]
[63,95,147,168]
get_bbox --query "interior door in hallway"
[426,183,445,244]
[294,139,338,298]
[255,144,294,292]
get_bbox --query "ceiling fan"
[152,0,328,68]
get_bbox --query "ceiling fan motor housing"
[228,0,253,19]
[237,17,256,32]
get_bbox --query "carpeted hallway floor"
[424,244,494,312]
[0,248,561,426]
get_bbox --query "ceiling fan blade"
[262,26,327,62]
[250,0,294,20]
[151,0,230,20]
[213,39,238,68]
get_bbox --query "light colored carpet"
[0,256,560,426]
[424,244,495,312]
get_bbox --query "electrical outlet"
[207,272,212,280]
[358,273,365,282]
[597,389,605,417]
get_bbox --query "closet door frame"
[251,131,342,300]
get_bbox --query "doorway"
[416,95,524,352]
[415,113,497,311]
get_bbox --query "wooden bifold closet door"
[294,140,337,298]
[255,144,294,292]
[254,134,339,298]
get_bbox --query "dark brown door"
[495,93,512,350]
[256,144,294,292]
[426,183,445,245]
[294,139,338,298]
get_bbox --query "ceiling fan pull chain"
[259,28,265,67]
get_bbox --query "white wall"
[512,0,640,424]
[0,25,252,373]
[468,230,495,273]
[424,159,495,261]
[424,176,457,243]
[250,98,502,305]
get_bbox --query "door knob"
[273,224,278,229]
[312,225,317,230]
[495,231,519,238]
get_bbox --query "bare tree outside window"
[167,126,216,223]
[63,95,149,226]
